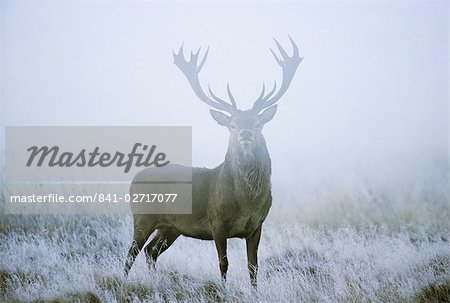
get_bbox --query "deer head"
[174,38,302,159]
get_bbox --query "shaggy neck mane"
[222,141,272,199]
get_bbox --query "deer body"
[124,38,301,286]
[132,158,271,240]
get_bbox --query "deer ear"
[210,110,231,126]
[258,105,278,124]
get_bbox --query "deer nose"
[239,130,253,142]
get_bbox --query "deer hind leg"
[145,228,180,266]
[124,217,157,277]
[212,229,228,281]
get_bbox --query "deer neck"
[221,137,271,198]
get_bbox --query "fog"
[1,1,448,194]
[1,3,449,301]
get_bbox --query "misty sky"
[1,1,448,190]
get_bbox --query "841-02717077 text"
[100,193,178,203]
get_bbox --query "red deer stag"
[124,38,302,286]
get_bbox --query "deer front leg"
[212,229,228,281]
[246,225,262,287]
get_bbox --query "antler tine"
[174,42,184,57]
[197,47,209,72]
[288,35,300,60]
[269,48,282,67]
[252,37,302,113]
[252,81,278,109]
[263,81,277,101]
[273,38,289,62]
[257,83,266,102]
[250,83,265,111]
[208,85,228,104]
[227,83,237,109]
[174,44,236,114]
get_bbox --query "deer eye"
[254,122,262,129]
[229,123,238,130]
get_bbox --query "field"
[0,163,449,303]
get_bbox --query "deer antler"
[252,37,302,113]
[173,44,237,114]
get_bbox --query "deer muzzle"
[239,130,254,145]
